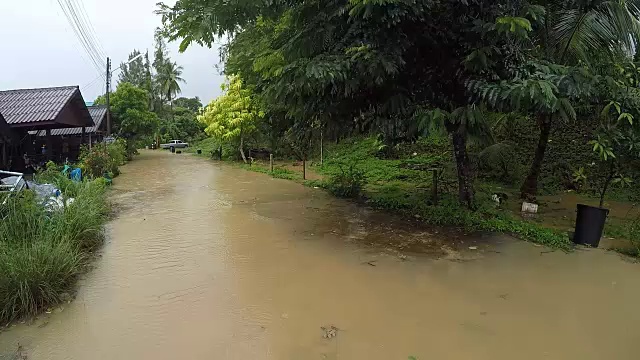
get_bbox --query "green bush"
[78,139,127,179]
[324,163,366,198]
[0,179,109,323]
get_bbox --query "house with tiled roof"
[32,105,108,161]
[0,86,93,130]
[0,86,94,170]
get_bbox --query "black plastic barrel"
[170,147,175,153]
[573,204,608,247]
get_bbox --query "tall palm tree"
[161,61,186,115]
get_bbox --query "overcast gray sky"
[0,0,224,105]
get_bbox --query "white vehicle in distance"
[160,140,189,151]
[160,140,189,149]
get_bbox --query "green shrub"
[107,138,128,169]
[78,139,127,179]
[325,163,366,198]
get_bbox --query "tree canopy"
[109,83,158,140]
[198,76,263,162]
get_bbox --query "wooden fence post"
[270,154,274,172]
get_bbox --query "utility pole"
[106,57,112,136]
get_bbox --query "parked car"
[160,140,189,150]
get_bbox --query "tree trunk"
[239,135,247,163]
[451,130,474,209]
[303,158,306,180]
[520,116,552,199]
[170,99,174,121]
[218,145,223,160]
[599,162,616,208]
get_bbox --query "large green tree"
[158,0,511,207]
[109,82,159,152]
[198,76,263,162]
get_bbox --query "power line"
[82,73,105,91]
[50,0,102,78]
[72,0,107,59]
[63,0,104,67]
[67,0,106,60]
[56,0,103,74]
[55,0,106,75]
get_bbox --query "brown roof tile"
[38,106,107,136]
[0,86,80,125]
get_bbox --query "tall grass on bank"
[0,179,109,323]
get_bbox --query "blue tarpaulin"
[70,168,82,182]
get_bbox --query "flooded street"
[1,150,639,359]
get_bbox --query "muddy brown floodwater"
[2,151,640,359]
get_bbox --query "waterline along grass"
[0,178,109,323]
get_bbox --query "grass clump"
[0,177,109,323]
[323,162,366,198]
[240,163,300,180]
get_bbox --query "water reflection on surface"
[1,151,638,360]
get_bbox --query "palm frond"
[550,1,640,64]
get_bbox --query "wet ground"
[1,150,639,359]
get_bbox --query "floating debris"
[321,325,339,339]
